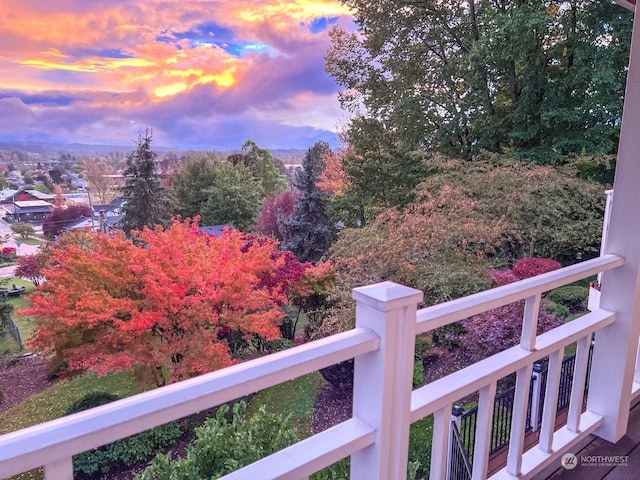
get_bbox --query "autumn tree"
[42,204,92,238]
[14,254,43,285]
[254,190,298,241]
[281,142,336,262]
[459,259,563,363]
[310,186,506,340]
[25,219,329,386]
[120,131,175,235]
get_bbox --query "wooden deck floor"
[534,400,640,479]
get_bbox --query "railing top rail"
[411,308,615,422]
[0,328,379,478]
[416,254,623,334]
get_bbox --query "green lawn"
[0,370,142,480]
[0,371,141,435]
[246,372,325,438]
[19,237,46,246]
[0,279,38,354]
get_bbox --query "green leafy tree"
[229,140,288,197]
[281,142,336,262]
[200,162,264,230]
[121,130,175,234]
[340,118,430,225]
[172,153,220,219]
[10,222,35,239]
[326,0,632,160]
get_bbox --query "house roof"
[199,225,232,237]
[0,189,18,202]
[26,190,56,201]
[14,200,53,208]
[64,217,95,231]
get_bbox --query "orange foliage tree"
[25,219,325,386]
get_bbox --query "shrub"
[414,335,433,360]
[74,422,183,476]
[546,286,589,314]
[319,359,353,389]
[554,304,571,319]
[138,402,297,479]
[65,392,120,415]
[66,391,182,476]
[266,338,294,353]
[413,360,424,388]
[511,258,561,280]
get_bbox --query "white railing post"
[587,0,640,443]
[350,281,423,480]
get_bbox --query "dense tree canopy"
[419,158,606,264]
[228,140,288,198]
[25,220,331,386]
[42,204,92,238]
[326,0,632,161]
[200,162,265,230]
[171,154,219,219]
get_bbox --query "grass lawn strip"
[246,372,325,438]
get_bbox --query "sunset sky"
[0,1,354,150]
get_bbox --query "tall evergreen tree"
[121,130,174,234]
[281,142,336,262]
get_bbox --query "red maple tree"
[25,218,330,385]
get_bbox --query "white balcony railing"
[0,254,629,480]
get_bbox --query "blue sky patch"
[309,16,338,34]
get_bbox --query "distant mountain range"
[0,140,307,163]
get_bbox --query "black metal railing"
[455,343,594,470]
[449,420,473,480]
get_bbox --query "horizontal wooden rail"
[0,328,379,478]
[416,254,623,334]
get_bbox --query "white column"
[350,281,423,480]
[587,3,640,443]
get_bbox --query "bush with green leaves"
[74,422,183,476]
[66,392,182,476]
[137,401,297,479]
[546,286,589,314]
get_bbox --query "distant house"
[0,189,18,202]
[5,200,54,224]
